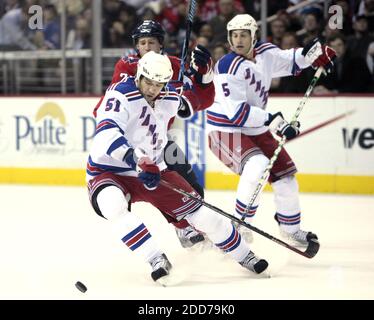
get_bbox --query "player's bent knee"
[272,175,299,196]
[96,185,129,220]
[241,154,269,183]
[186,206,228,235]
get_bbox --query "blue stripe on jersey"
[239,106,250,126]
[255,41,277,55]
[233,58,245,75]
[128,95,143,102]
[217,52,238,74]
[106,136,130,156]
[254,40,265,49]
[256,46,277,55]
[96,119,124,135]
[206,120,237,127]
[254,40,275,49]
[206,103,250,127]
[208,102,245,122]
[163,97,179,101]
[87,156,133,174]
[291,49,302,75]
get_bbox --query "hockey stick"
[178,0,197,81]
[241,66,324,220]
[160,179,320,259]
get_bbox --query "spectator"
[194,35,209,47]
[347,15,374,61]
[208,0,237,46]
[38,4,60,49]
[66,16,91,49]
[357,0,374,32]
[108,4,138,47]
[268,18,287,47]
[0,1,37,50]
[212,42,228,63]
[157,0,187,36]
[197,23,214,44]
[298,10,324,46]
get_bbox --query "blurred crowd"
[0,0,373,93]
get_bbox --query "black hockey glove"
[190,45,214,84]
[265,112,300,140]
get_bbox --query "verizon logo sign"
[342,128,374,149]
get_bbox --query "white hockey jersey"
[207,41,310,136]
[86,77,181,182]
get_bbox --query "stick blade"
[304,238,320,258]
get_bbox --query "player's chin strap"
[241,67,324,221]
[159,179,320,259]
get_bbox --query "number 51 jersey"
[86,77,181,182]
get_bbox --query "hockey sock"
[97,186,163,263]
[186,206,250,262]
[272,175,301,234]
[235,154,269,223]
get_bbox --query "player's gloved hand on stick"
[302,38,336,74]
[265,112,300,140]
[190,45,214,84]
[124,148,161,190]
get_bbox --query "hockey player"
[93,20,215,248]
[207,14,336,245]
[87,51,268,283]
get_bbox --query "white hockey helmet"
[136,51,173,83]
[227,14,258,52]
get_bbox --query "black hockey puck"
[75,281,87,293]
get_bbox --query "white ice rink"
[1,184,373,300]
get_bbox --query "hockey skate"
[175,225,205,248]
[239,251,269,274]
[280,229,319,246]
[274,214,319,247]
[150,253,172,285]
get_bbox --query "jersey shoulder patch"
[254,41,278,55]
[217,52,246,75]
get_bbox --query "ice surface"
[0,185,373,300]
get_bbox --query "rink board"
[0,96,373,194]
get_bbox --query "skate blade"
[186,239,214,252]
[155,269,186,287]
